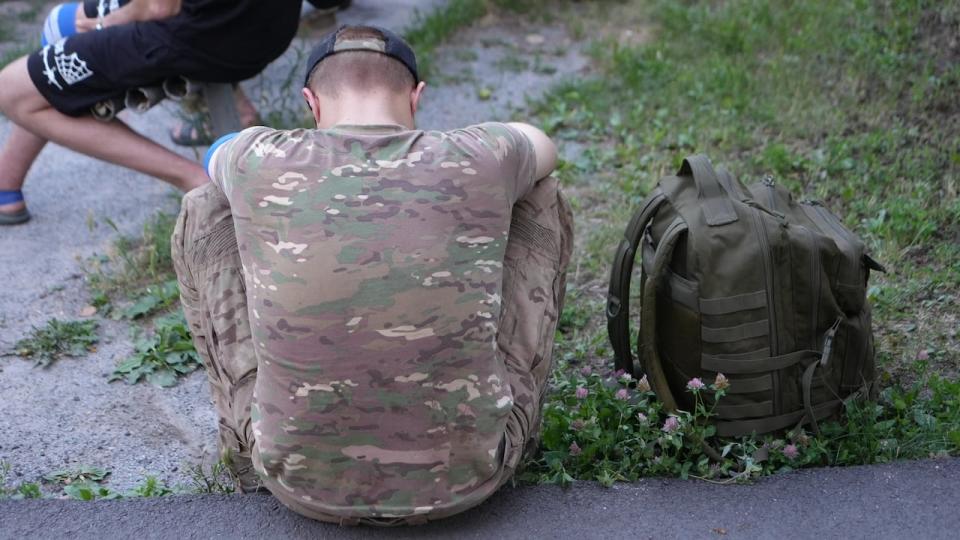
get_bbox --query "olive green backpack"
[607,155,884,436]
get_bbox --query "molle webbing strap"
[714,401,774,419]
[639,217,688,412]
[802,359,823,435]
[679,155,738,226]
[702,349,820,374]
[607,187,667,375]
[716,400,841,437]
[701,319,769,343]
[704,373,773,394]
[699,290,767,315]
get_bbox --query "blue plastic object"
[41,3,80,47]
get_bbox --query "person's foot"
[0,190,31,225]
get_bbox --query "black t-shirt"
[86,0,302,73]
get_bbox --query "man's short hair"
[307,27,416,97]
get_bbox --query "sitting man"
[0,0,304,225]
[172,25,573,525]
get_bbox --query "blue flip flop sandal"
[0,190,31,225]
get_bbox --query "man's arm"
[77,0,182,31]
[506,122,558,180]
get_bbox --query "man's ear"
[302,87,322,127]
[410,81,426,116]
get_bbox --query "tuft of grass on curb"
[187,460,236,495]
[125,476,174,498]
[13,319,99,368]
[0,462,41,500]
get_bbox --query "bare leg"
[234,86,258,127]
[0,126,46,214]
[0,57,208,196]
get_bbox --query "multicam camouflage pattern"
[177,122,572,524]
[172,185,262,492]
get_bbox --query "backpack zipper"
[749,208,781,415]
[763,175,778,212]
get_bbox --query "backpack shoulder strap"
[607,187,666,375]
[680,155,739,226]
[639,216,687,412]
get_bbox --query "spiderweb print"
[55,52,94,86]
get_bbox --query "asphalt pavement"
[2,458,958,539]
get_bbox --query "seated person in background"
[173,25,574,525]
[0,0,304,225]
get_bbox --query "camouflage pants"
[171,179,573,521]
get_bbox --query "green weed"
[44,466,121,501]
[187,460,236,495]
[43,465,109,485]
[0,462,42,500]
[13,319,99,368]
[119,280,180,321]
[110,311,201,388]
[125,476,174,498]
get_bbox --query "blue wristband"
[204,132,240,178]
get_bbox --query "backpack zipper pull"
[820,318,843,366]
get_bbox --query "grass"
[512,0,960,484]
[187,460,236,495]
[12,319,99,368]
[404,0,489,80]
[84,213,177,308]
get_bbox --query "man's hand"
[76,0,182,32]
[507,122,558,180]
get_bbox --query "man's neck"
[317,93,413,130]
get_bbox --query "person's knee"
[0,56,47,122]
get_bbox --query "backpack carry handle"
[607,188,667,375]
[680,155,739,226]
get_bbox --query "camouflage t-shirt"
[209,122,537,519]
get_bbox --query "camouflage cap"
[304,24,420,87]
